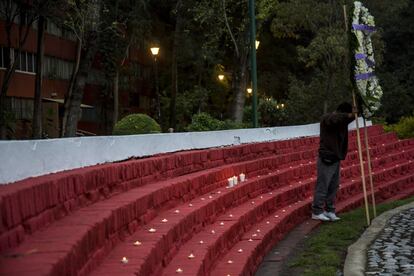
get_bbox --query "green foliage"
[113,113,161,135]
[258,97,288,127]
[384,115,414,139]
[187,112,246,132]
[290,196,414,275]
[187,113,223,131]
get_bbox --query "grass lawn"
[289,196,414,276]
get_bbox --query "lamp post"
[249,0,258,127]
[218,74,225,81]
[150,47,161,121]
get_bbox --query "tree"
[99,0,149,129]
[270,0,363,122]
[191,0,277,123]
[0,0,38,139]
[59,0,101,137]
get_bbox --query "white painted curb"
[0,118,369,184]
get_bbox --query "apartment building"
[0,13,154,138]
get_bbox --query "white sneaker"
[324,212,341,221]
[311,213,330,221]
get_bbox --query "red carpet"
[1,125,413,276]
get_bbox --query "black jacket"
[318,112,354,162]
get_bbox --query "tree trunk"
[32,16,46,139]
[169,0,183,130]
[0,60,17,139]
[61,38,82,137]
[231,50,249,123]
[113,69,119,128]
[63,36,97,137]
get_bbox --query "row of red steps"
[0,125,413,276]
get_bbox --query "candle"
[228,177,234,187]
[148,228,156,233]
[199,240,204,244]
[227,260,233,264]
[220,222,224,226]
[248,238,253,242]
[121,257,128,264]
[174,209,180,214]
[176,268,183,273]
[133,241,142,246]
[239,173,246,182]
[188,253,195,259]
[161,218,168,223]
[238,249,243,253]
[233,176,238,185]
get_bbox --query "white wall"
[0,118,370,184]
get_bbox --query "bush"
[385,115,414,139]
[187,113,223,131]
[187,113,247,131]
[113,113,161,135]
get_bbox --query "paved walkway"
[366,207,414,275]
[345,201,414,276]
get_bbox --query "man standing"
[312,102,356,221]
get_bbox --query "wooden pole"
[353,94,371,226]
[344,5,371,225]
[363,118,377,217]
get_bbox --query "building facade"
[0,12,154,139]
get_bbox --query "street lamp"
[150,46,161,121]
[247,88,253,94]
[249,0,258,127]
[150,47,160,56]
[218,74,225,81]
[255,40,260,50]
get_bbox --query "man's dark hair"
[336,102,352,113]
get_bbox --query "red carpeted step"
[89,140,412,276]
[0,126,398,276]
[211,163,414,276]
[159,149,414,276]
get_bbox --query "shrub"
[187,112,223,131]
[386,115,414,139]
[113,113,161,135]
[187,113,247,131]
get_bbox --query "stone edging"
[343,201,414,276]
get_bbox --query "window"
[0,47,11,68]
[13,49,36,73]
[43,56,74,80]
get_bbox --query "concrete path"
[344,201,414,276]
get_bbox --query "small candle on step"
[227,260,233,264]
[121,257,128,264]
[161,218,168,223]
[199,240,204,244]
[228,178,234,187]
[188,253,195,259]
[174,209,180,214]
[220,222,225,226]
[148,228,156,233]
[233,176,238,185]
[238,249,243,253]
[176,268,183,273]
[133,241,142,246]
[239,173,246,182]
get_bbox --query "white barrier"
[0,118,370,184]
